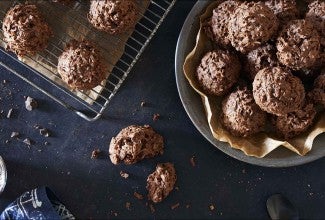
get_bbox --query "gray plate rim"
[174,1,325,167]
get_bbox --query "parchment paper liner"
[183,1,325,157]
[0,0,149,104]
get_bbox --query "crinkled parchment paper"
[183,1,325,157]
[0,0,149,104]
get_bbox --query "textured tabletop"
[0,1,324,219]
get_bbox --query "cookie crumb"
[7,108,13,118]
[34,124,42,129]
[190,156,196,167]
[91,149,101,159]
[209,204,215,211]
[171,203,180,210]
[141,101,146,107]
[175,186,179,191]
[25,96,38,111]
[125,202,131,210]
[134,192,144,200]
[23,138,32,147]
[10,131,19,138]
[39,128,50,137]
[120,171,129,179]
[152,113,160,121]
[149,204,155,213]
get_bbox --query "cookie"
[109,125,164,165]
[2,4,52,57]
[88,0,138,34]
[57,40,107,90]
[253,67,305,116]
[146,163,176,203]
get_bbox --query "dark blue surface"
[0,1,324,219]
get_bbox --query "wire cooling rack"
[0,0,175,121]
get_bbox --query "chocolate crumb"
[171,203,180,210]
[25,96,38,111]
[10,131,19,138]
[209,204,215,211]
[141,101,146,107]
[120,171,129,179]
[91,149,101,159]
[39,128,50,137]
[23,138,32,146]
[152,113,160,121]
[34,124,42,129]
[149,204,155,213]
[7,108,13,118]
[134,192,144,200]
[125,202,131,210]
[190,156,196,167]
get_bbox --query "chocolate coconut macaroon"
[146,163,176,203]
[309,73,325,107]
[306,0,325,38]
[276,19,321,70]
[88,0,138,35]
[57,40,107,90]
[264,0,299,27]
[275,103,317,139]
[306,0,325,67]
[196,49,241,96]
[221,87,267,137]
[228,1,278,53]
[109,125,164,165]
[207,0,240,47]
[2,4,52,57]
[253,66,305,116]
[244,43,278,80]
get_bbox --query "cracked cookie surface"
[109,125,164,165]
[146,163,176,203]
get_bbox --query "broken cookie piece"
[25,96,38,111]
[91,149,101,159]
[109,125,164,165]
[146,163,176,203]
